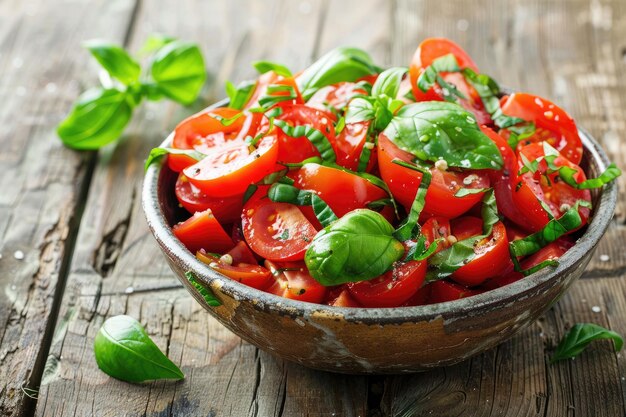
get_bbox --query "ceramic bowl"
[142,112,617,374]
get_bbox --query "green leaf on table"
[185,271,221,306]
[305,209,404,286]
[252,60,293,77]
[57,88,133,150]
[371,67,408,99]
[94,315,184,383]
[296,47,380,100]
[383,101,504,169]
[225,80,256,110]
[551,323,623,363]
[150,41,206,105]
[83,40,141,85]
[144,147,205,171]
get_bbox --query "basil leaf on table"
[296,47,380,100]
[371,67,408,99]
[94,315,184,383]
[383,101,504,169]
[150,41,206,105]
[139,33,176,55]
[57,88,133,150]
[144,147,205,171]
[267,183,338,227]
[83,40,141,85]
[305,209,404,285]
[253,60,293,77]
[551,323,623,363]
[225,80,256,110]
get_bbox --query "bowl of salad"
[142,38,620,373]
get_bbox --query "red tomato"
[264,261,328,303]
[402,285,432,306]
[196,250,272,290]
[291,163,388,218]
[167,153,201,173]
[427,280,483,304]
[173,209,234,254]
[244,71,304,110]
[517,143,591,227]
[326,287,361,307]
[242,199,317,261]
[377,133,489,218]
[450,220,510,286]
[333,121,376,172]
[226,241,258,265]
[306,82,368,113]
[409,38,490,125]
[175,174,244,223]
[482,126,550,232]
[183,134,279,197]
[500,93,583,164]
[262,104,337,163]
[348,259,427,308]
[421,217,452,254]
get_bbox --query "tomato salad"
[147,38,620,308]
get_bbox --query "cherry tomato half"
[196,250,272,290]
[175,174,244,223]
[173,209,234,254]
[264,260,328,303]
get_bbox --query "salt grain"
[13,250,24,260]
[124,287,134,294]
[591,305,602,313]
[599,254,610,262]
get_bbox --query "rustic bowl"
[142,113,617,374]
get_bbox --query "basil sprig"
[58,36,206,150]
[304,209,404,285]
[297,47,380,100]
[267,183,338,227]
[383,101,504,170]
[551,323,623,363]
[144,147,205,171]
[94,315,184,382]
[273,120,337,162]
[426,189,499,281]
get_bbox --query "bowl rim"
[142,101,618,324]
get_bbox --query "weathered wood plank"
[0,0,137,415]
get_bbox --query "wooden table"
[1,0,625,415]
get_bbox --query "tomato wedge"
[325,286,361,307]
[421,217,452,254]
[225,241,258,265]
[264,261,328,303]
[242,199,317,261]
[244,71,304,110]
[378,133,489,218]
[175,174,244,223]
[500,93,583,164]
[427,280,484,304]
[196,250,272,290]
[333,121,376,172]
[306,82,367,113]
[183,135,279,197]
[173,209,234,254]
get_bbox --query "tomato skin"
[183,134,279,197]
[264,261,328,304]
[347,259,427,308]
[291,163,388,218]
[481,126,550,232]
[226,241,258,265]
[244,71,304,110]
[196,250,272,290]
[421,217,452,254]
[175,174,244,223]
[427,280,483,304]
[306,82,367,113]
[333,121,376,172]
[326,287,361,307]
[450,220,510,286]
[173,209,234,254]
[242,199,317,262]
[377,133,489,218]
[501,93,583,164]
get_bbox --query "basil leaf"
[304,209,404,285]
[356,139,374,172]
[334,116,346,136]
[258,84,298,109]
[83,40,141,85]
[345,97,375,124]
[57,88,133,150]
[417,54,461,93]
[267,183,338,227]
[384,101,503,169]
[94,315,184,382]
[506,123,536,150]
[150,41,206,105]
[392,160,431,242]
[273,120,336,162]
[454,187,489,197]
[185,271,221,306]
[225,80,256,110]
[297,47,380,100]
[558,163,621,189]
[405,235,441,262]
[371,67,408,99]
[253,60,292,77]
[139,33,176,55]
[551,323,623,363]
[144,147,205,171]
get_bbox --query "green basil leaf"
[273,120,337,162]
[551,323,623,363]
[345,97,376,124]
[392,159,431,242]
[405,235,441,262]
[305,209,404,285]
[150,41,206,105]
[454,187,489,197]
[356,139,374,172]
[506,123,536,150]
[83,40,141,85]
[519,259,559,276]
[94,315,184,382]
[243,184,258,204]
[267,183,338,227]
[416,54,461,95]
[185,271,221,306]
[253,60,292,77]
[334,116,346,136]
[258,84,298,109]
[144,147,205,171]
[139,33,176,55]
[558,163,621,190]
[383,101,504,169]
[297,47,380,100]
[225,80,256,110]
[57,88,133,150]
[371,67,408,99]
